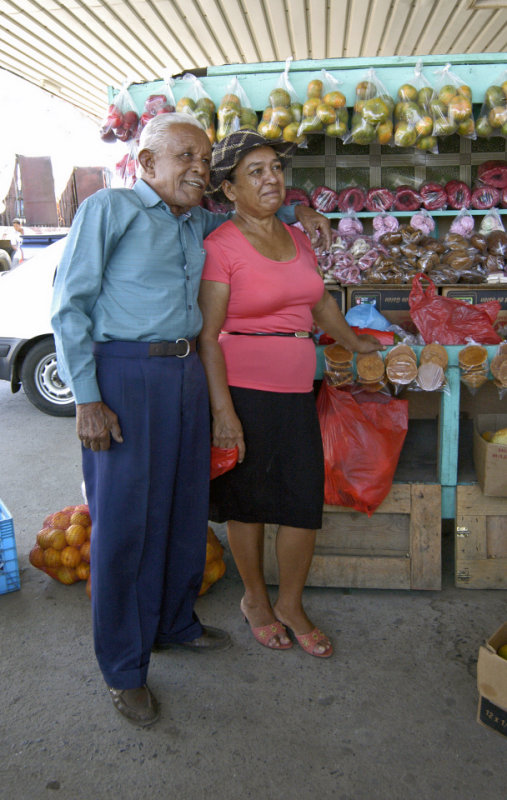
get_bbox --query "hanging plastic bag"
[216,76,257,142]
[410,208,435,236]
[476,71,507,139]
[210,446,239,480]
[408,273,502,345]
[449,208,475,238]
[138,70,176,136]
[100,79,140,143]
[432,64,475,140]
[175,74,216,144]
[346,68,394,146]
[394,61,437,152]
[115,142,138,189]
[316,382,409,516]
[259,57,305,146]
[479,209,506,236]
[298,69,349,140]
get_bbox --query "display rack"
[315,344,502,520]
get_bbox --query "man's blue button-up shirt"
[51,179,297,404]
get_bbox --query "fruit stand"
[105,53,507,591]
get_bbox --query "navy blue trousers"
[82,341,210,689]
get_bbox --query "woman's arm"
[312,289,383,354]
[198,279,246,462]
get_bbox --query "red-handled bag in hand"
[408,273,502,344]
[316,383,409,516]
[210,446,239,480]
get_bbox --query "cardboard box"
[477,622,507,738]
[473,414,507,497]
[346,285,417,331]
[441,285,507,325]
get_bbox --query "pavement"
[0,382,505,800]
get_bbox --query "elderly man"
[51,112,331,726]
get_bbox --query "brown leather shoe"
[153,625,232,653]
[108,685,160,726]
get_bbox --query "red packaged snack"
[471,185,501,210]
[284,187,311,206]
[419,182,447,210]
[394,185,421,211]
[337,187,366,212]
[445,180,471,209]
[310,186,339,213]
[477,160,507,188]
[365,187,395,212]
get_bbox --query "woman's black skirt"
[209,387,324,529]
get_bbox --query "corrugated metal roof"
[1,0,507,120]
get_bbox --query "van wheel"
[20,338,76,417]
[0,250,11,271]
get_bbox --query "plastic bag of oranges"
[476,69,507,140]
[346,68,394,147]
[29,504,92,592]
[297,69,348,141]
[431,64,475,141]
[217,76,258,142]
[258,57,306,146]
[198,527,226,596]
[175,73,216,144]
[394,61,437,153]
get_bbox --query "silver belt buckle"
[176,337,191,358]
[295,331,309,338]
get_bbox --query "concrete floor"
[0,383,505,800]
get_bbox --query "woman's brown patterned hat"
[208,130,297,192]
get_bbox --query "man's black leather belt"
[224,331,311,338]
[148,338,196,357]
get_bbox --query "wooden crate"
[264,483,441,591]
[455,485,507,590]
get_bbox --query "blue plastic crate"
[0,500,21,594]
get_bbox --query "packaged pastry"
[458,344,489,392]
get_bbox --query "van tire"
[20,338,76,417]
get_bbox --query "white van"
[0,238,75,416]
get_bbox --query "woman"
[198,131,381,658]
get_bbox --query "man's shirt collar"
[133,179,192,219]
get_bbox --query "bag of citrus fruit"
[345,68,394,147]
[175,73,216,144]
[217,76,258,141]
[297,69,348,141]
[394,60,437,153]
[258,57,306,146]
[431,63,475,141]
[476,69,507,140]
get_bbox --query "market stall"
[103,53,507,591]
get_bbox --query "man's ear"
[138,148,155,176]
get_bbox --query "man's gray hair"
[138,112,205,154]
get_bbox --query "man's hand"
[294,205,332,250]
[76,401,123,452]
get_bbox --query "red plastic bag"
[210,446,238,480]
[316,383,409,516]
[408,273,502,344]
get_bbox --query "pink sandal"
[292,627,333,658]
[241,608,292,650]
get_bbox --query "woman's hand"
[354,334,385,354]
[213,410,246,463]
[294,205,332,249]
